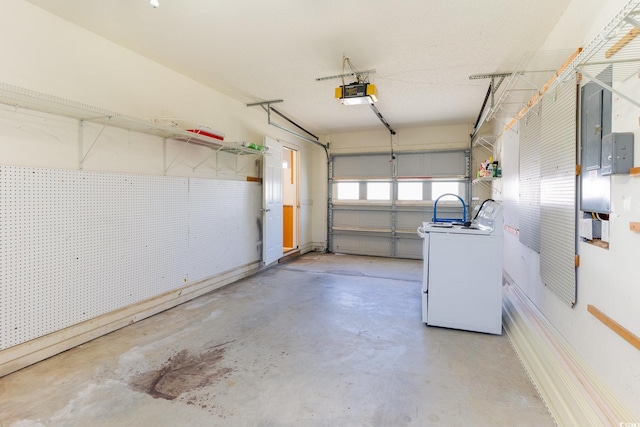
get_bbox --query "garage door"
[329,150,470,259]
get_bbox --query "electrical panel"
[584,89,604,170]
[601,132,634,175]
[578,66,633,226]
[580,72,612,214]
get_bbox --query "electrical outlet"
[579,218,593,240]
[601,220,610,243]
[579,218,602,240]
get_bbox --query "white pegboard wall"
[0,166,190,350]
[188,178,262,283]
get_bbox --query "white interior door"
[262,136,283,265]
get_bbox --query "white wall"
[495,0,640,417]
[310,144,329,251]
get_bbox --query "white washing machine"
[417,200,504,335]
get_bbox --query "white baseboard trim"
[502,277,635,426]
[0,262,260,377]
[310,241,327,253]
[299,242,316,254]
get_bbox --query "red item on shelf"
[187,127,224,141]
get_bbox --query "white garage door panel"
[332,154,392,178]
[396,151,468,177]
[396,211,432,230]
[396,238,422,259]
[332,209,392,230]
[332,235,392,257]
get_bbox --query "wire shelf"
[0,82,262,155]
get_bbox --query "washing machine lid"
[421,222,492,235]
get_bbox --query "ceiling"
[24,0,573,136]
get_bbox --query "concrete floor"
[0,253,554,426]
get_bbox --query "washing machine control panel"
[474,201,503,234]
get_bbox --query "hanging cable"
[342,55,372,85]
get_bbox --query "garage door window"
[432,182,461,201]
[398,182,423,201]
[366,182,390,200]
[336,182,359,200]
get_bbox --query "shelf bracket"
[473,135,497,152]
[165,136,194,173]
[80,121,108,169]
[516,73,544,91]
[623,15,640,29]
[469,72,513,137]
[471,177,502,194]
[193,149,218,171]
[579,68,640,109]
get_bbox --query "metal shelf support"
[579,69,640,109]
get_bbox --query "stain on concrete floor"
[129,346,234,403]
